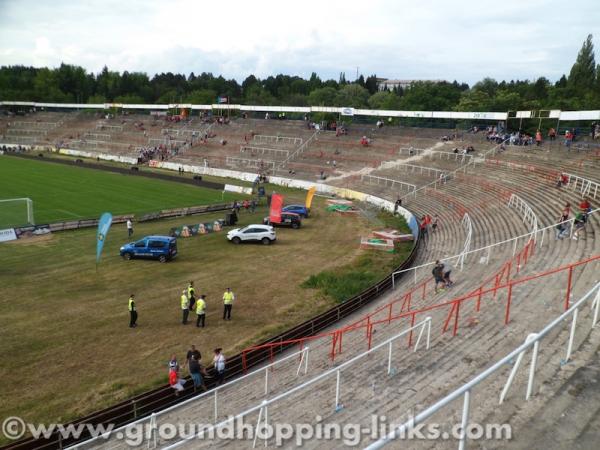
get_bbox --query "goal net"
[0,198,34,228]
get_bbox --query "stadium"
[1,2,600,450]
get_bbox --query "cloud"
[0,0,598,84]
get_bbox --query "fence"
[507,193,539,242]
[366,280,600,450]
[401,138,509,202]
[565,172,599,200]
[360,174,417,193]
[6,128,47,136]
[67,346,311,449]
[252,135,303,146]
[239,146,290,159]
[161,317,433,450]
[226,156,276,170]
[383,162,446,178]
[95,124,123,132]
[278,129,319,169]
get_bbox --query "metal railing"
[392,206,597,289]
[458,213,472,270]
[161,317,433,450]
[507,193,539,242]
[225,156,276,170]
[401,138,509,202]
[240,145,289,159]
[360,174,417,193]
[67,347,311,449]
[565,172,599,200]
[278,129,319,169]
[380,162,446,178]
[252,135,303,146]
[366,281,600,450]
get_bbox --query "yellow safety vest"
[128,297,135,311]
[223,292,234,304]
[181,294,189,309]
[188,285,195,298]
[196,299,206,314]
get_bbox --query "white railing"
[240,146,289,159]
[6,128,47,136]
[366,282,600,450]
[95,124,123,132]
[457,213,472,270]
[2,135,38,143]
[148,138,186,146]
[8,121,57,129]
[161,317,432,450]
[84,132,111,141]
[226,156,276,170]
[252,135,303,146]
[398,147,475,163]
[360,174,417,193]
[507,194,539,242]
[67,347,311,449]
[392,207,598,288]
[401,138,509,202]
[381,162,446,178]
[278,129,319,169]
[565,172,599,200]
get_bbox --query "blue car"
[282,204,310,218]
[120,236,177,263]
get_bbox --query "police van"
[120,236,177,262]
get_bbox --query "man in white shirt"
[126,219,133,237]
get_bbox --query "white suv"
[227,224,276,245]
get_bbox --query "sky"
[0,0,599,85]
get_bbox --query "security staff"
[222,288,234,320]
[187,281,196,311]
[196,294,206,328]
[181,290,190,325]
[128,294,137,328]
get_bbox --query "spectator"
[432,261,446,294]
[431,214,439,233]
[126,219,133,237]
[213,348,226,386]
[579,198,592,222]
[250,199,257,213]
[548,127,556,141]
[185,345,201,367]
[535,130,542,146]
[555,213,570,240]
[442,262,453,287]
[168,354,180,373]
[188,354,207,392]
[564,130,573,149]
[572,212,586,240]
[169,367,186,395]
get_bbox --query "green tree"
[185,89,217,104]
[334,84,370,108]
[568,34,596,93]
[368,91,400,110]
[307,87,338,106]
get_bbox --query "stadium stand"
[2,112,599,449]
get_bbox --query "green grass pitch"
[0,156,241,227]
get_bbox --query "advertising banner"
[305,186,316,209]
[0,228,17,243]
[96,212,113,263]
[269,194,284,224]
[169,220,224,238]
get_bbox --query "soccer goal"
[0,198,34,228]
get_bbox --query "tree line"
[0,35,598,112]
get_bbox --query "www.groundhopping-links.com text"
[2,415,512,446]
